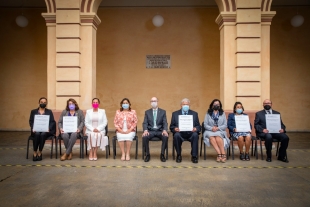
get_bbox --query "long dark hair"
[120,98,131,111]
[207,99,224,115]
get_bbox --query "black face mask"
[213,105,220,110]
[263,105,271,110]
[40,103,47,109]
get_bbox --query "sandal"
[240,152,245,161]
[126,154,130,161]
[216,154,222,162]
[221,154,227,163]
[245,153,250,161]
[121,154,125,161]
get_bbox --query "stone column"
[215,0,275,111]
[42,0,102,110]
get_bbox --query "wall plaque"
[146,55,171,69]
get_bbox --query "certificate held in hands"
[266,114,281,133]
[235,115,251,132]
[63,116,78,133]
[33,115,50,132]
[179,115,193,131]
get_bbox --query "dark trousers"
[33,132,50,152]
[143,131,168,155]
[257,132,289,159]
[173,132,199,157]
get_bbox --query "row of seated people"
[29,97,289,164]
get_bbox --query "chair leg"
[55,138,58,159]
[50,137,53,159]
[113,138,116,159]
[200,137,203,157]
[26,138,30,159]
[204,143,206,160]
[172,139,175,160]
[251,140,254,156]
[106,145,108,159]
[142,139,145,160]
[135,139,138,159]
[232,139,235,160]
[255,140,258,160]
[166,140,169,160]
[276,142,280,157]
[260,139,263,160]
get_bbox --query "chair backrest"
[201,122,205,134]
[105,124,108,136]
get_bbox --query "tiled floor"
[0,131,310,206]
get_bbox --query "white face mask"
[151,102,158,108]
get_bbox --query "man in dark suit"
[142,97,169,162]
[170,98,201,163]
[254,99,289,163]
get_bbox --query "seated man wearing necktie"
[254,99,289,163]
[142,97,169,162]
[170,98,201,163]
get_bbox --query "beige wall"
[0,9,47,130]
[96,7,220,130]
[0,7,309,131]
[270,7,310,131]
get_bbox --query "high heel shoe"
[125,154,130,161]
[121,154,125,161]
[37,154,42,161]
[216,154,222,162]
[221,154,227,163]
[33,155,38,161]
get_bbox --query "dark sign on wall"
[146,55,171,69]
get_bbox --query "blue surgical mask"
[69,104,75,110]
[236,109,243,114]
[182,105,189,112]
[122,104,129,109]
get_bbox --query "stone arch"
[44,0,56,13]
[80,0,102,13]
[215,0,236,12]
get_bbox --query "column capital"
[42,13,56,26]
[215,12,236,29]
[80,13,101,30]
[261,11,276,26]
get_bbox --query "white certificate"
[179,115,193,131]
[235,115,251,132]
[63,116,78,133]
[266,114,281,133]
[33,115,50,132]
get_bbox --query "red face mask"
[92,103,99,109]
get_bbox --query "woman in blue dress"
[227,102,252,161]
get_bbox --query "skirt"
[232,132,251,139]
[86,132,108,151]
[203,131,230,149]
[116,132,136,141]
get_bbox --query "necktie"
[267,111,270,114]
[185,112,188,115]
[153,110,157,127]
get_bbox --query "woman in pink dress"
[114,98,138,161]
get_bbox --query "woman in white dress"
[203,99,230,163]
[114,98,138,161]
[84,98,109,161]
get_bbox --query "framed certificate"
[63,116,78,133]
[179,115,193,131]
[266,114,281,133]
[33,115,50,132]
[235,115,251,132]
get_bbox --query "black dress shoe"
[278,157,289,163]
[160,154,166,162]
[37,154,42,161]
[266,157,272,162]
[191,156,198,164]
[144,154,150,162]
[33,155,38,161]
[176,155,182,163]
